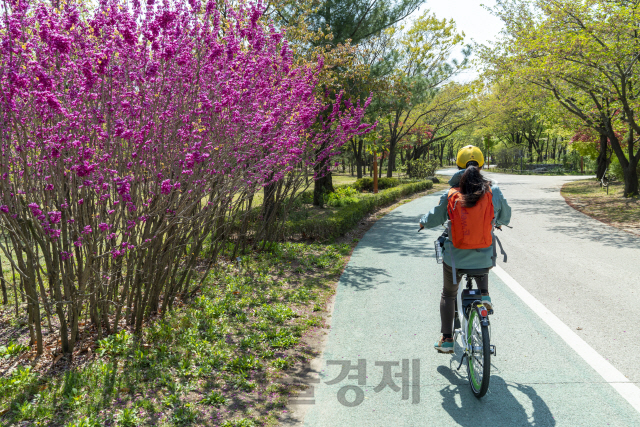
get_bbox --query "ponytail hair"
[459,166,491,208]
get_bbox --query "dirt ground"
[561,179,640,237]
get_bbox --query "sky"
[411,1,505,81]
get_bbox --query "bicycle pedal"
[490,345,496,356]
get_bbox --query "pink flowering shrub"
[0,0,371,353]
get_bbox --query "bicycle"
[452,268,494,398]
[426,224,500,398]
[600,169,613,195]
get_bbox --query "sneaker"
[434,337,454,354]
[482,294,493,312]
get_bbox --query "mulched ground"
[561,179,640,237]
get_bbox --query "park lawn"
[561,179,640,236]
[330,174,358,186]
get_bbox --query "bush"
[405,159,438,179]
[325,187,360,207]
[354,177,399,192]
[285,181,433,240]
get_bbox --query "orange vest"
[447,187,494,249]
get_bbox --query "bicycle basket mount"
[434,230,448,264]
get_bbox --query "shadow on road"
[437,366,555,426]
[338,265,391,291]
[355,210,437,259]
[509,198,640,249]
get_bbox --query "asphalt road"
[286,170,640,426]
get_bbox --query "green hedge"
[284,180,433,241]
[353,177,399,192]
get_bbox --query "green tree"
[487,0,640,195]
[403,82,487,166]
[475,80,566,164]
[370,12,470,177]
[274,0,425,203]
[307,0,424,47]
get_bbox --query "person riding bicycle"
[419,145,511,354]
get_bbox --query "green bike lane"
[289,191,640,427]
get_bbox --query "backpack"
[446,187,494,249]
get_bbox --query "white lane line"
[493,265,640,414]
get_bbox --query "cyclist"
[419,145,511,354]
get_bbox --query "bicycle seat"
[457,268,490,275]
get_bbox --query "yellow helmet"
[456,145,484,168]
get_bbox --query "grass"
[0,242,349,427]
[561,179,640,236]
[331,174,358,186]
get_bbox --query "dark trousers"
[441,263,489,335]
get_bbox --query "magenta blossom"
[161,179,172,194]
[49,211,62,224]
[0,0,373,355]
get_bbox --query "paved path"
[288,171,640,426]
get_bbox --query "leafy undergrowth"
[562,179,640,236]
[0,242,349,427]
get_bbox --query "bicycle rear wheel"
[467,307,490,398]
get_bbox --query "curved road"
[286,170,640,426]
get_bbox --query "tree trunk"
[386,145,395,178]
[313,170,334,206]
[1,274,7,305]
[354,139,364,179]
[606,123,640,197]
[596,134,608,180]
[373,155,378,193]
[263,179,278,221]
[545,135,550,161]
[623,162,639,197]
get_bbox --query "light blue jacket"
[420,170,512,269]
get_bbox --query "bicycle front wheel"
[467,307,491,398]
